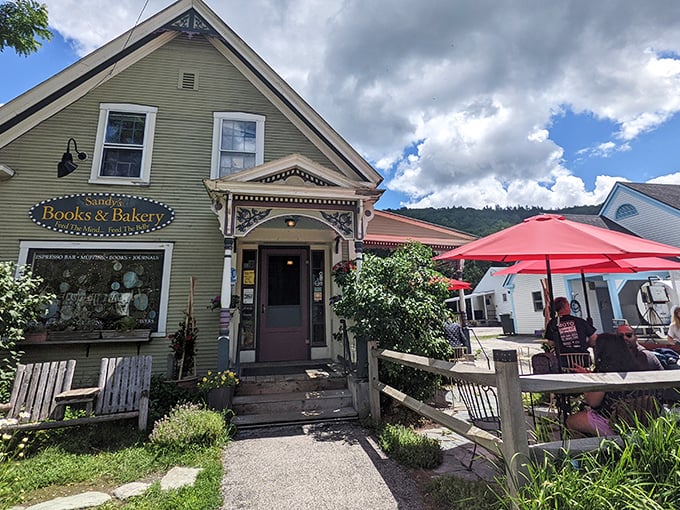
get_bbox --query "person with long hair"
[667,306,680,344]
[566,332,645,437]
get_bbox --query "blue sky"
[3,0,680,210]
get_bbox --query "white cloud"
[40,0,680,208]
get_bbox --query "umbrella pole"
[546,257,571,432]
[580,270,593,325]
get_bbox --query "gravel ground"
[221,422,424,510]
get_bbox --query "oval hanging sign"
[29,193,175,237]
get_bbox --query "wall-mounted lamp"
[284,216,297,228]
[0,164,15,181]
[57,138,88,178]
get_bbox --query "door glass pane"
[267,255,301,328]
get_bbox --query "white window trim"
[17,241,173,336]
[210,112,265,179]
[89,103,158,186]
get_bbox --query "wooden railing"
[367,341,680,498]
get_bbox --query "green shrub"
[0,262,55,400]
[331,243,452,402]
[378,423,443,469]
[148,374,201,426]
[426,475,501,510]
[149,403,225,450]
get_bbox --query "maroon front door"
[258,247,309,362]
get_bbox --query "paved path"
[220,329,543,509]
[221,423,425,510]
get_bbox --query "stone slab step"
[233,388,353,415]
[232,406,358,429]
[236,377,347,396]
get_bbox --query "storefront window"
[19,241,173,336]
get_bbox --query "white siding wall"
[601,188,680,248]
[510,274,568,335]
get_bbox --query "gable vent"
[178,69,198,90]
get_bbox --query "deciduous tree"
[0,0,51,56]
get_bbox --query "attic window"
[178,69,198,90]
[211,112,265,178]
[615,203,638,220]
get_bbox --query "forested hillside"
[385,204,601,237]
[384,204,601,286]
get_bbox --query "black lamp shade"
[57,152,78,178]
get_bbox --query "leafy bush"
[426,475,501,510]
[0,262,54,400]
[149,403,225,450]
[148,374,201,426]
[332,242,451,401]
[378,423,443,469]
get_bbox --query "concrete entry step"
[231,406,358,429]
[233,388,354,415]
[231,360,358,429]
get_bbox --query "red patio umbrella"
[493,256,680,276]
[435,214,680,304]
[494,256,680,322]
[434,214,680,365]
[448,278,472,291]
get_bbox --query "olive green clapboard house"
[0,0,384,383]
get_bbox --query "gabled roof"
[618,182,680,211]
[0,0,381,185]
[203,154,382,202]
[365,210,477,252]
[562,213,634,234]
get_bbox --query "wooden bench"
[94,355,153,430]
[0,360,76,430]
[1,355,153,431]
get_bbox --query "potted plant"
[197,369,239,410]
[101,316,151,339]
[169,312,197,381]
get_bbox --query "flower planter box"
[23,331,48,343]
[101,329,152,340]
[48,330,101,342]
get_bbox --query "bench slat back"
[8,360,76,421]
[95,356,152,415]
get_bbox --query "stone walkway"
[8,467,203,510]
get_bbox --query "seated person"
[617,324,663,371]
[566,332,658,437]
[544,296,597,370]
[443,318,470,355]
[667,306,680,344]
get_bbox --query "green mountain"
[385,204,601,237]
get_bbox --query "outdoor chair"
[0,360,76,431]
[451,377,501,470]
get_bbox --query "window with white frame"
[89,104,157,185]
[532,291,544,312]
[18,241,173,336]
[211,112,264,178]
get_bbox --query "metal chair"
[452,377,501,470]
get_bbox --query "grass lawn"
[1,420,227,509]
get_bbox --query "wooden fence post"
[494,349,529,500]
[367,340,381,423]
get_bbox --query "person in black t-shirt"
[544,296,597,355]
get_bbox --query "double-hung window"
[90,104,157,185]
[211,112,264,178]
